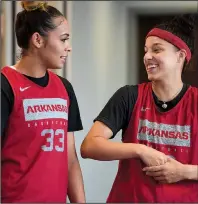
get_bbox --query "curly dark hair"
[154,13,197,73]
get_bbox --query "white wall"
[69,1,128,202]
[2,1,13,66]
[121,1,197,14]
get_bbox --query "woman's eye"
[153,48,161,53]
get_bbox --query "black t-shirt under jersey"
[1,71,83,138]
[94,83,189,138]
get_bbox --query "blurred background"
[1,1,198,202]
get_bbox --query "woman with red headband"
[81,14,198,202]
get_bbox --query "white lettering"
[41,129,65,152]
[23,98,68,121]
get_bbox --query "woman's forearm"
[81,136,143,161]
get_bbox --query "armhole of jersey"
[128,85,139,121]
[55,74,71,108]
[120,85,139,140]
[1,72,15,113]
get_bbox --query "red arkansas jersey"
[1,66,70,203]
[107,82,198,203]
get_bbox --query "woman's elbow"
[80,138,93,159]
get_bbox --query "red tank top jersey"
[107,82,198,203]
[1,66,70,203]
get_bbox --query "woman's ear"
[31,32,45,48]
[177,49,187,63]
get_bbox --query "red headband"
[146,28,191,63]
